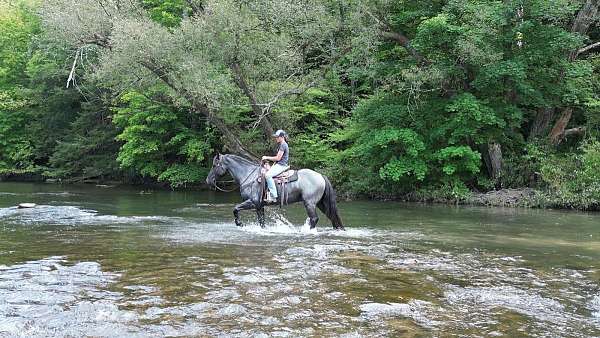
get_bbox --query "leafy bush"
[538,141,600,209]
[332,92,508,197]
[113,87,214,187]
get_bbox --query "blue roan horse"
[206,154,344,230]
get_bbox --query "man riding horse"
[205,129,344,230]
[262,129,289,203]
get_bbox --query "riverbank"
[399,188,539,208]
[2,174,598,212]
[397,188,600,212]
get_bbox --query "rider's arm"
[262,150,284,162]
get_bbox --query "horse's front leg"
[256,207,265,228]
[233,199,256,227]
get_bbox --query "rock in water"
[18,203,37,209]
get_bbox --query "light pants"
[265,163,288,198]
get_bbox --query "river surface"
[0,182,599,337]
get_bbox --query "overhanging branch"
[139,58,259,160]
[577,41,600,56]
[365,9,429,66]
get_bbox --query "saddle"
[257,164,298,184]
[258,163,298,206]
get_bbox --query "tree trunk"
[570,0,599,35]
[488,142,503,181]
[529,107,555,140]
[481,142,503,185]
[229,62,274,139]
[548,0,599,144]
[549,108,573,144]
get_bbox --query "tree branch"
[365,9,429,66]
[79,33,112,50]
[66,48,80,88]
[184,0,204,16]
[140,59,258,160]
[229,62,274,138]
[563,126,586,137]
[251,79,319,130]
[577,41,600,56]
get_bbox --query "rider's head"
[272,129,287,143]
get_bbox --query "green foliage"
[0,90,34,172]
[0,4,38,173]
[443,94,508,145]
[48,102,122,181]
[497,143,544,189]
[141,0,193,27]
[113,88,214,187]
[275,87,341,169]
[325,0,598,203]
[0,4,39,88]
[435,146,480,178]
[334,92,492,196]
[538,141,600,209]
[412,180,472,203]
[0,0,597,211]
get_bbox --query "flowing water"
[0,182,599,337]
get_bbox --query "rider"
[262,129,289,203]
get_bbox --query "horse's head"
[206,154,228,187]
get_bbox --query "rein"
[213,164,260,193]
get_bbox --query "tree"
[38,0,350,158]
[547,0,600,144]
[0,3,38,174]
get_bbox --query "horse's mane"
[224,154,260,167]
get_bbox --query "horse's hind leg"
[303,201,319,229]
[256,207,265,228]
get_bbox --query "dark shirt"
[277,141,289,166]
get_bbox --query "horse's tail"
[317,175,345,230]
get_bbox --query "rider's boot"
[265,194,277,204]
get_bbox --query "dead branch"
[563,126,587,137]
[577,41,600,56]
[66,48,81,88]
[251,79,319,130]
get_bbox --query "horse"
[205,154,344,230]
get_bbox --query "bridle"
[212,158,260,193]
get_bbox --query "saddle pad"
[274,170,298,183]
[257,168,298,183]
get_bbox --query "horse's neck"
[227,159,258,183]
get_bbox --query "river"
[0,182,599,337]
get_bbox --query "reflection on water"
[0,182,599,337]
